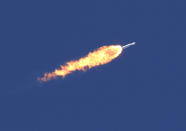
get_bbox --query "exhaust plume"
[38,45,123,82]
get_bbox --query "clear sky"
[0,0,186,130]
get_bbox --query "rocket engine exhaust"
[38,42,136,82]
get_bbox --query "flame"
[38,45,123,81]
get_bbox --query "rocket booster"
[122,42,136,49]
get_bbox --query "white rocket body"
[122,42,136,49]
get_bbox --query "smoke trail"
[38,45,123,82]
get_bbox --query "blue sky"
[0,0,186,130]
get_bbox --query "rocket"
[122,42,136,49]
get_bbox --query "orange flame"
[38,45,123,81]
